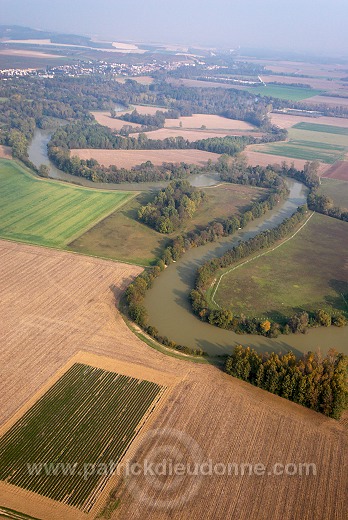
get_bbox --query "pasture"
[239,84,324,101]
[70,183,267,265]
[0,159,132,247]
[213,213,348,320]
[71,148,220,168]
[0,362,165,512]
[318,177,348,210]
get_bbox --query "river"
[27,122,348,357]
[144,179,348,356]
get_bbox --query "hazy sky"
[1,0,347,55]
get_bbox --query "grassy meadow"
[70,183,267,265]
[318,177,348,210]
[0,159,132,248]
[241,85,324,101]
[213,213,348,320]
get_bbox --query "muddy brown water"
[27,125,348,357]
[144,179,348,356]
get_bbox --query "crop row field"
[213,213,348,320]
[0,159,133,247]
[0,362,166,513]
[247,124,348,166]
[293,122,348,136]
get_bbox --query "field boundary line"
[211,211,315,308]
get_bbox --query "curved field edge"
[212,213,348,320]
[0,159,135,248]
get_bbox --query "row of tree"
[190,205,347,336]
[138,180,207,234]
[225,346,348,419]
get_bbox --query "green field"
[214,213,348,320]
[0,159,132,247]
[252,125,348,164]
[0,363,164,512]
[70,183,267,265]
[241,85,323,101]
[293,122,348,136]
[318,177,348,210]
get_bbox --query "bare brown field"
[0,145,12,159]
[305,95,348,107]
[115,76,154,85]
[132,128,264,140]
[243,148,329,174]
[0,240,347,520]
[117,104,165,115]
[0,49,64,58]
[91,111,141,130]
[270,113,348,129]
[323,160,348,181]
[71,148,220,168]
[164,114,255,130]
[168,77,238,89]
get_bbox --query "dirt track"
[0,240,347,520]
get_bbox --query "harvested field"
[132,128,264,140]
[164,114,255,131]
[323,161,348,181]
[0,145,11,159]
[115,76,154,85]
[213,213,348,319]
[318,177,348,210]
[70,183,267,265]
[270,113,348,130]
[91,111,141,130]
[244,148,329,174]
[0,240,347,520]
[71,149,220,168]
[0,362,166,512]
[0,159,132,247]
[305,95,348,107]
[117,104,165,116]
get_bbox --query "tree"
[39,164,50,178]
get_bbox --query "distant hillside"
[0,25,113,49]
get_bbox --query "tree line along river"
[27,126,348,357]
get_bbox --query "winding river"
[27,125,348,357]
[144,179,348,356]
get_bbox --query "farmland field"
[70,183,267,265]
[270,113,348,130]
[213,213,348,320]
[247,124,348,165]
[318,177,348,210]
[293,122,348,136]
[0,159,132,247]
[237,85,324,101]
[71,148,220,168]
[0,363,165,512]
[323,161,348,181]
[0,240,346,520]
